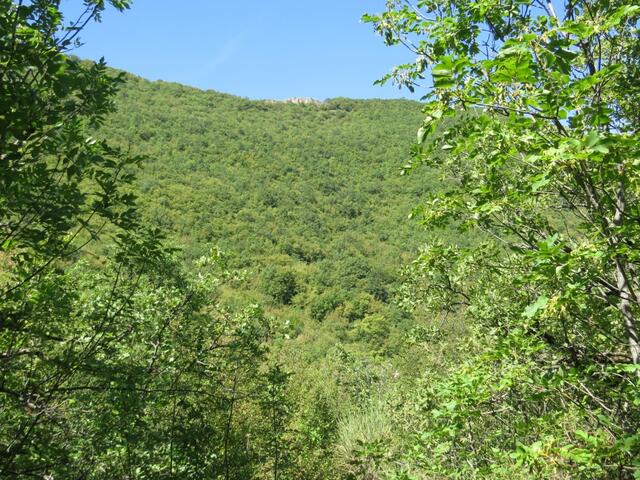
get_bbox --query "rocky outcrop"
[282,97,323,105]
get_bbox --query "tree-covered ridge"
[104,75,427,259]
[98,74,437,344]
[92,74,459,478]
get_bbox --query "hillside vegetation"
[92,78,465,476]
[100,75,443,358]
[2,1,639,479]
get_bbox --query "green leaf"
[530,174,550,192]
[560,21,595,38]
[432,57,455,88]
[604,5,640,29]
[523,295,549,318]
[583,131,609,153]
[417,126,427,143]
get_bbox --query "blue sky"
[60,1,419,100]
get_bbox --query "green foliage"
[336,399,393,475]
[1,2,295,478]
[310,289,344,321]
[89,73,448,477]
[263,269,298,305]
[95,71,435,388]
[16,0,640,477]
[1,0,139,282]
[341,293,372,323]
[365,0,640,477]
[1,1,446,477]
[258,363,293,480]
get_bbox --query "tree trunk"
[615,259,640,373]
[612,179,640,376]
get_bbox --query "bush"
[310,291,343,321]
[263,269,298,305]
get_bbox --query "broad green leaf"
[523,295,549,318]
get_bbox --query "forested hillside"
[93,78,462,476]
[2,0,639,479]
[104,75,427,275]
[1,3,454,472]
[99,76,444,359]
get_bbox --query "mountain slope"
[98,75,439,340]
[91,75,461,476]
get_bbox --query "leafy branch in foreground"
[0,3,277,478]
[1,0,137,292]
[366,0,639,478]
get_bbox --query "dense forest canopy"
[1,0,639,479]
